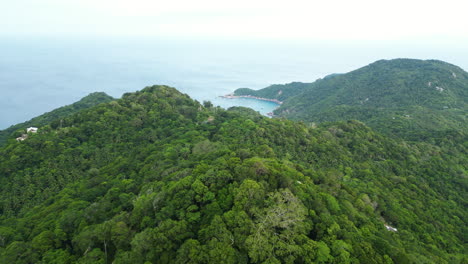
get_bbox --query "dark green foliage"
[236,59,468,142]
[234,82,310,102]
[0,85,466,263]
[0,92,114,146]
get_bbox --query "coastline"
[220,93,282,117]
[220,93,283,105]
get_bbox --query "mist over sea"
[0,36,466,129]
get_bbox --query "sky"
[0,0,467,129]
[1,0,467,42]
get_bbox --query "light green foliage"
[0,85,465,263]
[246,189,309,263]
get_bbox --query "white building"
[16,134,28,141]
[27,127,38,133]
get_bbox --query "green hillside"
[235,59,468,141]
[0,92,115,146]
[234,82,311,102]
[0,86,465,263]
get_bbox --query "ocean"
[1,36,466,129]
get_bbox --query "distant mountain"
[0,85,466,263]
[0,92,114,146]
[234,59,467,141]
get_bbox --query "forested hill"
[0,85,466,263]
[0,92,114,146]
[234,82,311,102]
[234,59,468,141]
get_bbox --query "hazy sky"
[1,0,467,41]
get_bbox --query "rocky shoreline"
[221,93,283,105]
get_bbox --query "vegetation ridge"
[233,58,468,141]
[0,92,115,146]
[0,85,465,263]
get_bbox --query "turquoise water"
[0,36,466,129]
[214,97,279,116]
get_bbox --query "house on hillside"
[27,127,38,133]
[16,127,39,142]
[16,134,28,141]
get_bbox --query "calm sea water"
[0,36,466,129]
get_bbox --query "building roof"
[27,127,38,133]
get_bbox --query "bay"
[0,36,466,129]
